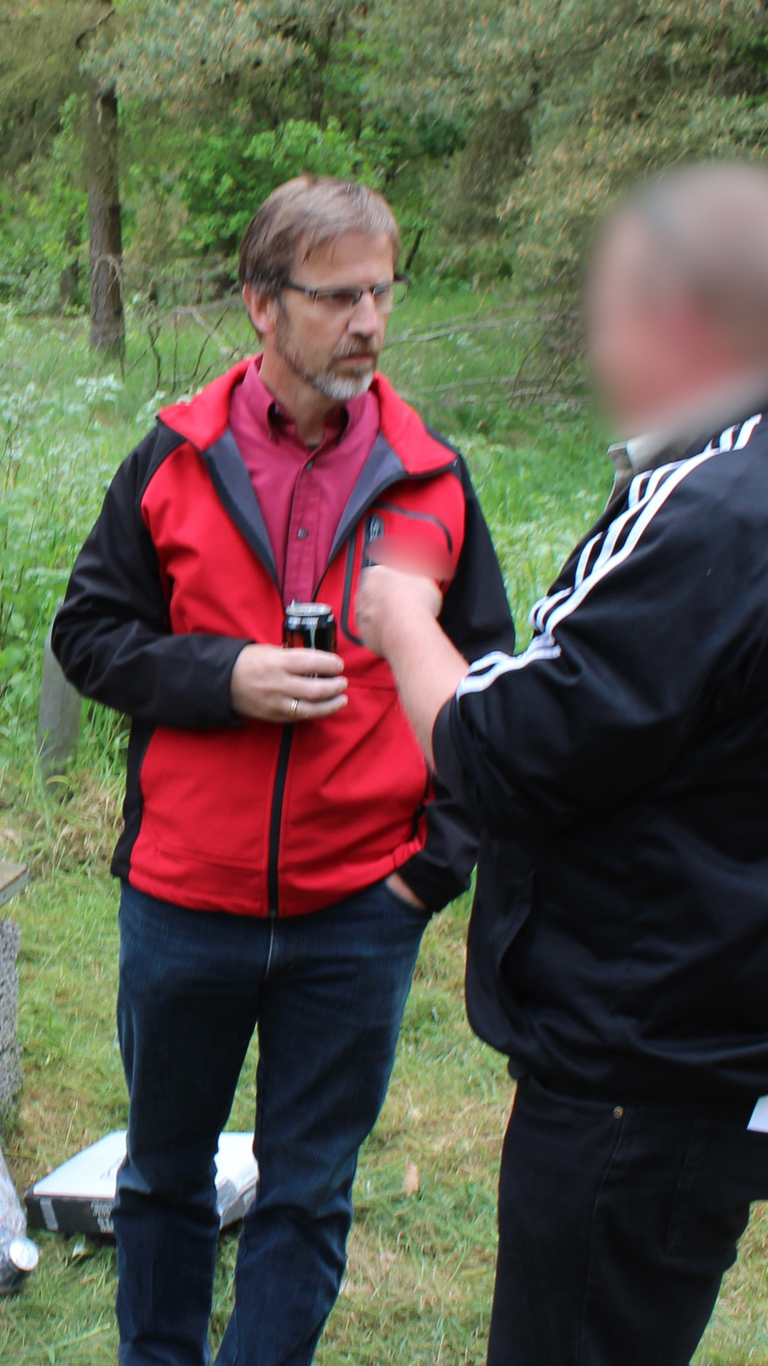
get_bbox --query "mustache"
[331,343,380,362]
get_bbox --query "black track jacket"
[435,408,768,1103]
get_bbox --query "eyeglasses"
[283,275,410,315]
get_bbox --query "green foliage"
[177,116,386,258]
[374,0,768,287]
[5,0,768,313]
[0,1,107,167]
[87,1,359,104]
[0,5,114,321]
[464,0,768,293]
[0,98,88,310]
[0,0,474,303]
[367,0,768,292]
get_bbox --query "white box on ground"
[25,1131,258,1237]
[748,1095,768,1134]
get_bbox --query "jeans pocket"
[381,878,433,921]
[665,1117,760,1273]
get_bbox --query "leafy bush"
[176,117,387,259]
[0,97,87,312]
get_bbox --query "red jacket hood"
[159,360,454,477]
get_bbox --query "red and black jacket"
[53,361,514,918]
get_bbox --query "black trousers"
[487,1076,768,1366]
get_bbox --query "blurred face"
[244,230,395,403]
[587,216,744,435]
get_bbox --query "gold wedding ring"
[289,697,300,719]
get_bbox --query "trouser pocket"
[666,1116,768,1273]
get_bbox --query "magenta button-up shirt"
[229,356,380,605]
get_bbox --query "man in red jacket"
[53,176,513,1366]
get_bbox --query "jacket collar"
[158,360,455,477]
[159,361,458,594]
[607,373,768,501]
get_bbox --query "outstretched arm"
[357,565,468,764]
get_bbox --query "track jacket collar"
[607,372,768,502]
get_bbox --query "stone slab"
[0,920,20,1055]
[0,864,29,911]
[0,908,21,1113]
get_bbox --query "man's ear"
[242,284,279,337]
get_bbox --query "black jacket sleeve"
[395,455,515,911]
[52,427,250,730]
[433,457,766,835]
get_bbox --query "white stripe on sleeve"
[458,635,562,698]
[456,416,763,700]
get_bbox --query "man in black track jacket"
[357,162,768,1366]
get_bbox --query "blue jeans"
[114,879,429,1366]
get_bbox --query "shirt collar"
[607,373,768,501]
[240,354,366,447]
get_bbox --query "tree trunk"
[58,258,80,312]
[87,85,124,359]
[58,216,82,312]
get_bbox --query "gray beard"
[275,318,377,402]
[312,369,376,401]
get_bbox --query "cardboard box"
[26,1131,258,1237]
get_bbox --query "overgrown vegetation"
[0,292,766,1363]
[4,2,768,337]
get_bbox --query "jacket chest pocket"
[340,506,455,649]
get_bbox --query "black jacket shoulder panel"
[136,420,188,500]
[52,422,250,730]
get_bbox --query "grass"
[0,286,766,1363]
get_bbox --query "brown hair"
[238,176,401,298]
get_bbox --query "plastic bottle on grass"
[0,1145,38,1292]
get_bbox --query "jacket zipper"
[267,726,294,918]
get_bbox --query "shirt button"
[297,528,309,540]
[613,1106,625,1120]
